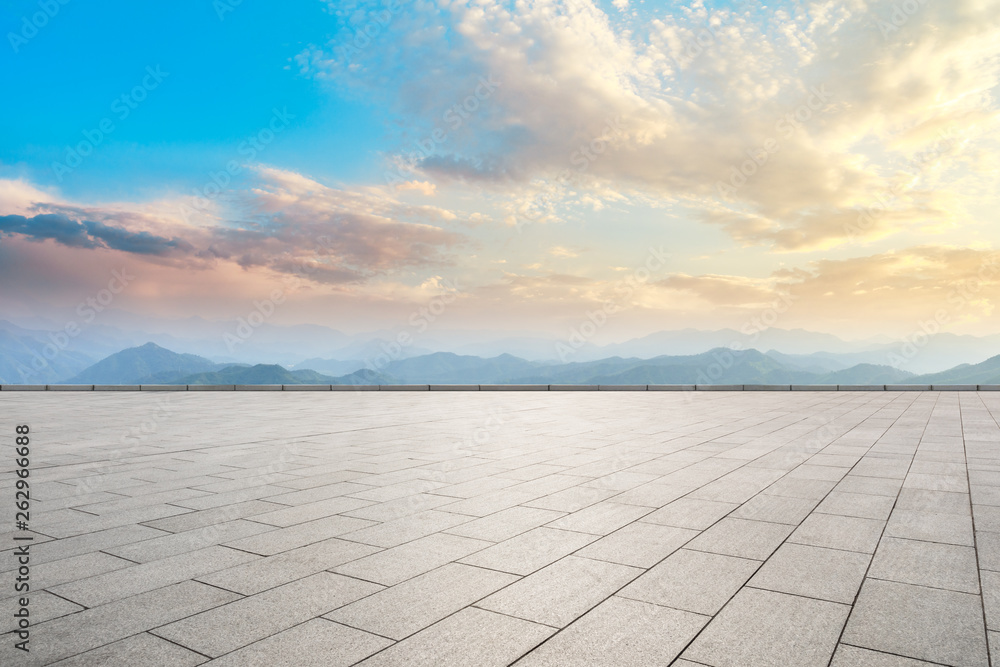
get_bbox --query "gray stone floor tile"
[829,644,942,666]
[748,542,871,604]
[73,488,212,515]
[790,513,885,553]
[979,530,1000,570]
[902,473,969,493]
[354,607,554,667]
[523,486,621,513]
[437,489,541,516]
[972,485,1000,506]
[641,497,738,529]
[5,524,167,566]
[983,569,999,631]
[246,495,375,527]
[28,551,134,589]
[868,537,980,593]
[1,590,84,633]
[38,504,194,538]
[222,514,377,556]
[731,492,818,524]
[153,572,382,658]
[459,527,598,575]
[443,506,566,542]
[685,517,793,560]
[263,481,374,506]
[607,482,694,508]
[971,469,1000,486]
[50,544,259,606]
[682,587,850,667]
[197,537,381,595]
[1,581,239,665]
[106,519,277,562]
[895,488,971,515]
[763,476,837,500]
[326,562,518,639]
[349,478,450,501]
[166,485,293,510]
[512,596,709,666]
[580,470,662,491]
[141,500,285,533]
[884,509,975,546]
[787,464,849,481]
[476,555,641,628]
[618,548,759,615]
[576,521,698,568]
[544,501,651,535]
[334,532,491,585]
[816,491,896,520]
[203,619,391,667]
[338,509,473,548]
[342,493,458,522]
[842,578,989,666]
[48,632,207,667]
[835,475,905,497]
[974,504,1000,531]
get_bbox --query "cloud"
[655,273,780,306]
[0,171,471,286]
[549,245,578,258]
[0,213,188,255]
[300,0,1000,251]
[396,180,437,196]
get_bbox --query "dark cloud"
[0,213,188,256]
[0,213,100,249]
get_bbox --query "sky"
[1,0,999,345]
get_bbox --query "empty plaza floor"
[1,390,999,666]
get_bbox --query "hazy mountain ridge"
[65,342,224,384]
[5,316,1000,374]
[40,342,921,386]
[10,333,1000,386]
[909,355,1000,385]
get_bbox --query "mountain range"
[3,316,1000,385]
[6,312,1000,375]
[8,341,999,386]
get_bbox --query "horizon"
[3,1,1000,344]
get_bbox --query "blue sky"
[1,0,999,343]
[0,0,387,196]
